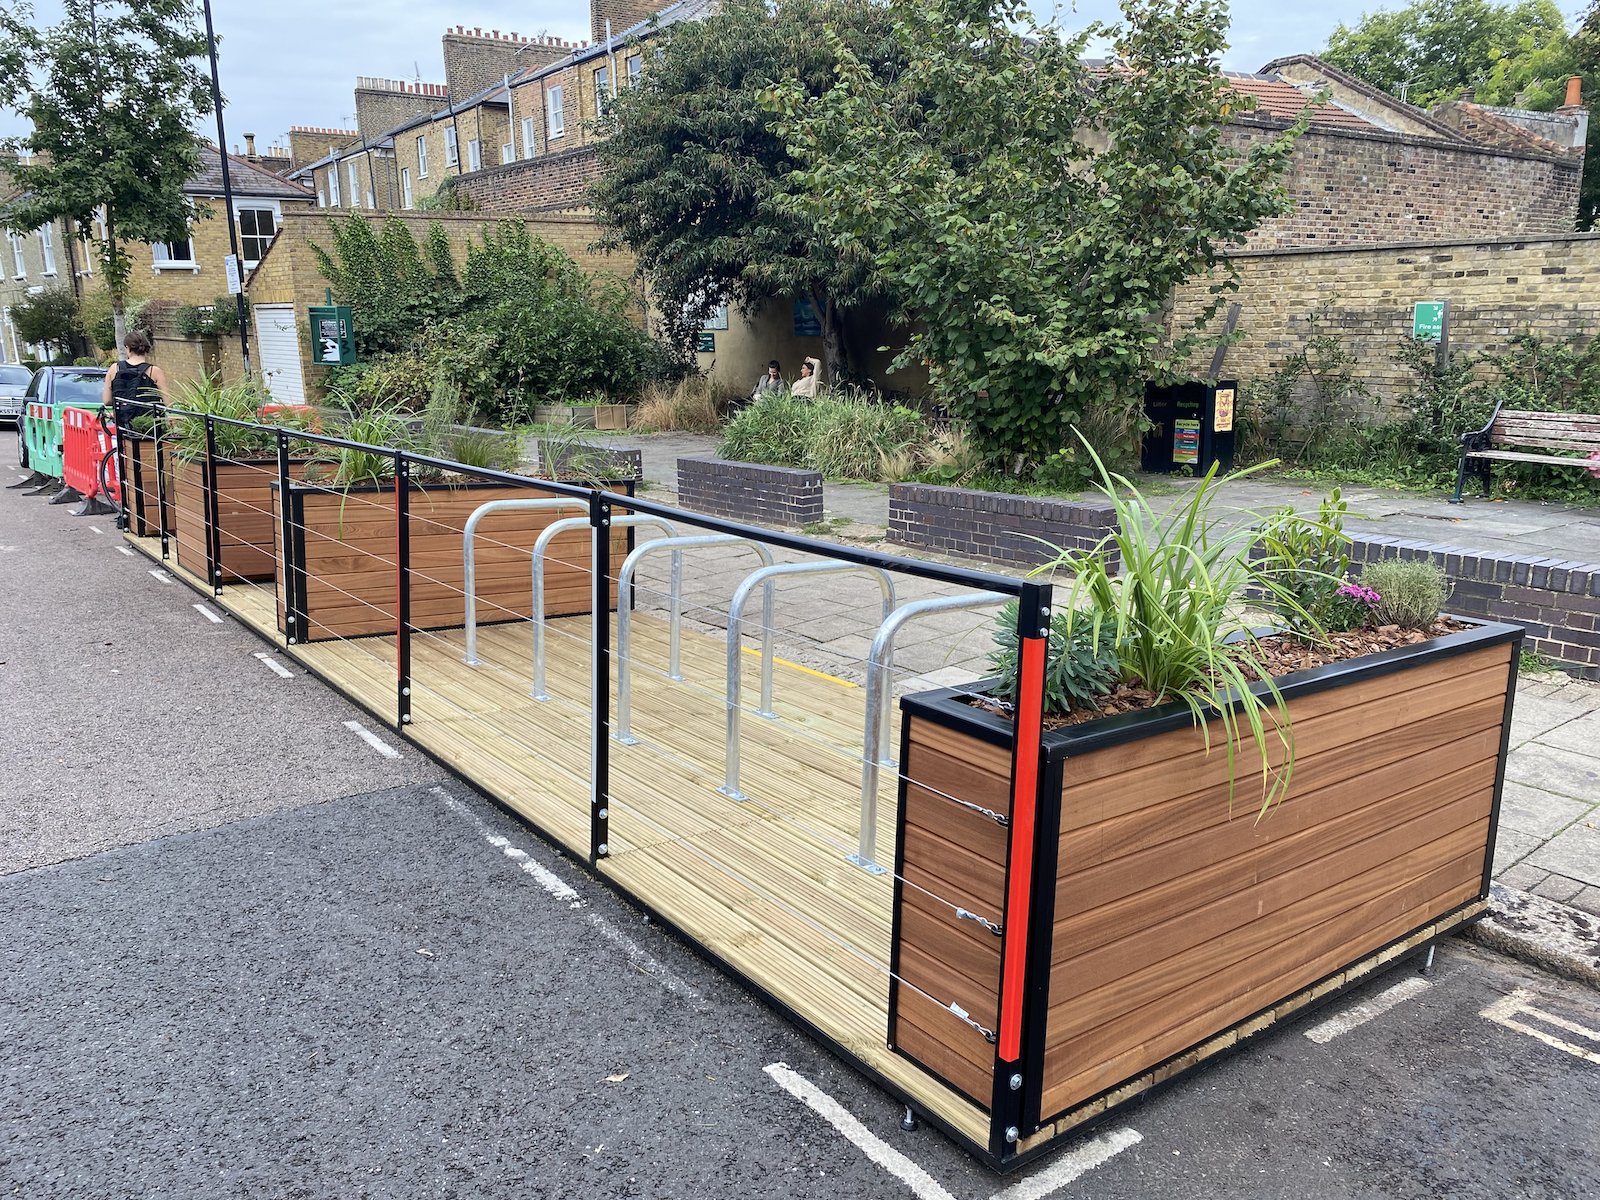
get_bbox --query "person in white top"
[789,356,822,398]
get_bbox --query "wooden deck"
[126,532,993,1149]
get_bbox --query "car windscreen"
[51,372,106,404]
[0,365,31,389]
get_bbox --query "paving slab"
[1509,693,1592,744]
[1528,821,1600,888]
[1495,781,1595,840]
[1536,712,1600,760]
[1491,828,1541,875]
[1503,742,1600,803]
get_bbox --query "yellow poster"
[1214,387,1235,433]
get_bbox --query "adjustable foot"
[900,1106,918,1132]
[1421,944,1437,976]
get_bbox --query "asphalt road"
[3,434,1598,1199]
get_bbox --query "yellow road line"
[741,644,857,688]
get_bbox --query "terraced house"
[0,210,77,364]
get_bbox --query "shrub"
[1361,559,1450,629]
[718,390,936,481]
[168,374,283,463]
[633,374,721,433]
[174,305,205,338]
[988,600,1119,714]
[1252,489,1352,637]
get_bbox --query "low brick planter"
[888,483,1119,569]
[1351,536,1600,679]
[677,457,823,528]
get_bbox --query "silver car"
[0,363,30,426]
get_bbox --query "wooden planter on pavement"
[173,456,310,586]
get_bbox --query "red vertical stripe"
[999,633,1047,1062]
[395,472,404,679]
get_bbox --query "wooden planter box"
[594,403,634,431]
[890,618,1521,1142]
[173,456,309,585]
[274,477,636,642]
[116,432,172,538]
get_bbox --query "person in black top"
[100,330,168,422]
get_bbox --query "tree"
[1574,0,1600,229]
[1323,0,1574,110]
[0,0,214,346]
[11,282,82,357]
[589,0,901,381]
[772,0,1303,474]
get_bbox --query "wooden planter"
[173,456,309,585]
[274,477,636,642]
[594,403,635,431]
[116,432,172,538]
[890,618,1521,1141]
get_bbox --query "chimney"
[244,132,258,160]
[1562,76,1582,109]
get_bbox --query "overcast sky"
[0,0,1589,150]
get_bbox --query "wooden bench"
[1452,403,1600,502]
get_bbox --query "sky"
[0,0,1590,150]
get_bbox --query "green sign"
[696,331,715,354]
[308,304,356,366]
[1412,301,1446,343]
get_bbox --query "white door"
[254,304,306,405]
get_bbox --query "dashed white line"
[149,568,172,582]
[1482,988,1600,1064]
[764,1063,958,1200]
[117,545,135,556]
[990,1128,1143,1200]
[88,524,104,534]
[343,719,400,759]
[1304,976,1432,1044]
[253,652,293,678]
[192,603,224,624]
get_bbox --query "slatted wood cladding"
[893,640,1511,1120]
[173,458,291,583]
[285,482,630,641]
[1476,409,1600,466]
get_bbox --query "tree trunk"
[104,211,126,351]
[816,290,852,385]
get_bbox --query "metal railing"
[461,498,588,666]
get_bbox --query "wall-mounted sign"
[1412,301,1446,343]
[1213,386,1235,433]
[793,297,822,338]
[696,331,715,354]
[308,304,356,366]
[1173,418,1201,465]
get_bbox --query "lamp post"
[200,0,253,377]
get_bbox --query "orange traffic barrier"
[61,404,120,513]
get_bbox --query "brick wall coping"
[1231,110,1584,168]
[1222,230,1600,261]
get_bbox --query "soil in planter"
[971,619,1472,731]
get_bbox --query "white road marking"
[990,1127,1143,1200]
[764,1063,958,1200]
[1304,976,1432,1044]
[253,652,293,678]
[117,545,135,556]
[582,910,702,1002]
[1482,988,1600,1065]
[434,787,577,902]
[89,525,104,534]
[192,603,224,624]
[343,719,400,759]
[149,568,171,582]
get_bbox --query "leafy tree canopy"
[590,0,902,380]
[11,282,82,354]
[1574,0,1600,228]
[1323,0,1575,110]
[772,0,1304,476]
[0,0,213,337]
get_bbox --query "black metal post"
[113,399,133,532]
[590,490,612,864]
[276,428,295,648]
[395,452,412,729]
[200,0,252,376]
[155,417,170,559]
[203,414,223,595]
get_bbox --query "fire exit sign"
[1413,301,1447,342]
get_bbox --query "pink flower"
[1337,583,1382,607]
[1586,451,1600,480]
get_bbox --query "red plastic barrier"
[62,405,121,504]
[259,402,320,431]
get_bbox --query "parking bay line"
[117,545,135,556]
[343,719,400,760]
[254,652,294,679]
[1304,976,1432,1044]
[192,603,224,624]
[149,568,171,582]
[1482,988,1600,1065]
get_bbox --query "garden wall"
[887,483,1119,570]
[1350,534,1600,679]
[1169,233,1600,410]
[677,457,823,529]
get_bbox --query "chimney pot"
[244,132,258,158]
[1564,75,1582,107]
[492,29,499,37]
[474,26,481,36]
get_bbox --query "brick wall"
[591,0,669,42]
[354,79,448,143]
[442,29,561,99]
[452,145,605,212]
[677,457,823,528]
[1349,535,1600,679]
[288,128,357,171]
[1230,121,1581,251]
[887,483,1120,570]
[1169,232,1600,409]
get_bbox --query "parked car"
[0,363,31,426]
[14,365,108,470]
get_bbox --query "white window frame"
[401,167,413,209]
[234,202,281,268]
[444,126,459,167]
[38,226,56,276]
[467,138,481,172]
[317,189,326,208]
[547,86,565,138]
[500,140,514,165]
[521,116,536,159]
[2,306,17,362]
[9,233,25,279]
[328,163,341,208]
[347,160,361,209]
[152,233,197,271]
[627,55,642,86]
[417,135,429,178]
[595,66,611,117]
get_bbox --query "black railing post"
[112,400,132,533]
[276,428,296,649]
[155,413,170,559]
[988,578,1053,1161]
[590,489,613,864]
[203,414,223,596]
[395,451,413,730]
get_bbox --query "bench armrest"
[1459,400,1503,450]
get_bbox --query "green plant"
[535,425,624,483]
[988,600,1120,714]
[419,374,521,476]
[314,400,417,488]
[718,390,936,481]
[1251,489,1353,636]
[1360,559,1451,629]
[167,374,285,463]
[174,304,204,338]
[632,374,722,433]
[1044,437,1302,815]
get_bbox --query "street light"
[200,0,253,377]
